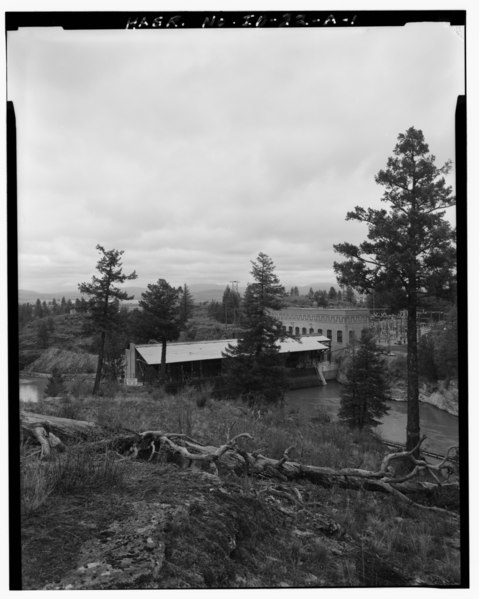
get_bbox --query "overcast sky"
[7,21,464,293]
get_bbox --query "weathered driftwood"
[20,412,459,516]
[21,411,104,457]
[128,431,459,517]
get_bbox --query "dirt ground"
[21,459,416,589]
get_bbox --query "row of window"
[286,326,355,344]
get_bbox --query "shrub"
[44,368,66,398]
[68,376,93,399]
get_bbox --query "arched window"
[309,328,314,334]
[288,326,293,334]
[302,327,307,335]
[295,327,300,335]
[318,328,323,335]
[337,330,343,343]
[327,329,332,340]
[349,330,355,343]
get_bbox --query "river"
[19,377,49,403]
[286,382,459,456]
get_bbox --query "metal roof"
[135,336,329,366]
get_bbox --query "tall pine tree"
[179,283,195,326]
[222,252,288,404]
[334,127,455,451]
[138,279,181,384]
[79,245,137,395]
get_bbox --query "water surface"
[286,382,459,455]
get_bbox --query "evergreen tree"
[314,290,328,307]
[222,252,288,404]
[44,367,66,398]
[19,303,33,329]
[334,127,455,451]
[37,320,50,349]
[207,300,224,323]
[78,244,137,395]
[345,286,356,305]
[138,279,181,383]
[222,285,241,326]
[179,283,195,326]
[47,316,55,333]
[51,298,59,315]
[34,299,43,319]
[328,286,337,301]
[338,329,389,430]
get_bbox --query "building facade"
[274,308,370,356]
[124,335,334,389]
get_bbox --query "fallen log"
[21,411,103,440]
[20,411,106,458]
[20,412,459,516]
[128,431,460,516]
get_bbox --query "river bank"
[389,380,459,416]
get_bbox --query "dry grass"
[20,385,462,588]
[21,444,124,516]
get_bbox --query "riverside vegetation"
[20,384,461,589]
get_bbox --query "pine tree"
[345,286,356,305]
[78,245,137,395]
[34,299,43,319]
[44,367,66,398]
[338,329,389,430]
[51,298,59,315]
[222,252,288,405]
[139,279,181,383]
[37,320,50,349]
[179,283,195,326]
[334,127,455,451]
[222,285,241,326]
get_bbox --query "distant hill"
[18,289,83,304]
[18,282,337,305]
[18,284,231,305]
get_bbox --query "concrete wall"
[275,308,370,356]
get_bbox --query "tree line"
[18,296,88,329]
[286,285,358,308]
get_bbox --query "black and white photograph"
[6,5,468,590]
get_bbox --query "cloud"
[8,23,464,292]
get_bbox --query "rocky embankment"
[389,380,459,416]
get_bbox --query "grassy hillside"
[20,387,462,589]
[19,312,96,372]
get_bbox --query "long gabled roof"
[135,335,329,366]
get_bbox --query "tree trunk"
[406,298,420,453]
[92,331,106,395]
[160,338,167,383]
